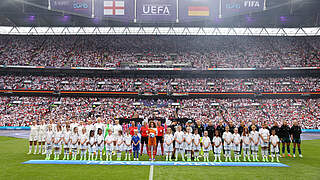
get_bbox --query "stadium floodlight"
[1,26,320,36]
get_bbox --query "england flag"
[104,1,125,16]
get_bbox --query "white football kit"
[164,134,174,152]
[213,136,222,154]
[202,136,212,151]
[193,134,201,151]
[259,128,270,147]
[222,131,233,150]
[174,131,185,149]
[270,135,280,153]
[29,125,39,141]
[184,133,193,151]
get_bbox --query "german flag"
[188,6,210,16]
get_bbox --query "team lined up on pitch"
[27,118,303,162]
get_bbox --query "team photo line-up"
[27,117,303,163]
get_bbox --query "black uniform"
[205,125,215,141]
[249,124,259,132]
[216,125,225,138]
[279,125,291,143]
[290,125,302,143]
[271,125,280,137]
[194,125,204,137]
[238,125,244,136]
[229,125,235,134]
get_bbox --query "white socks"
[194,151,199,159]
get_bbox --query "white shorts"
[123,145,131,151]
[223,144,232,150]
[88,146,96,153]
[271,145,279,153]
[233,144,241,151]
[38,134,46,142]
[105,144,113,151]
[203,145,212,152]
[46,144,52,152]
[175,142,184,149]
[63,143,70,149]
[29,134,37,141]
[251,144,259,151]
[184,143,193,151]
[214,146,222,154]
[80,144,87,150]
[96,145,104,152]
[193,144,201,151]
[116,144,123,151]
[243,144,250,150]
[164,144,173,152]
[260,140,268,148]
[70,143,78,149]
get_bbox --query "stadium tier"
[0,36,319,69]
[1,97,319,129]
[0,75,319,92]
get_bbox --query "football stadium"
[0,0,320,179]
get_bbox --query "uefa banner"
[50,0,92,17]
[178,0,219,22]
[221,0,264,18]
[136,0,177,23]
[94,0,134,22]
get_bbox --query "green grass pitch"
[0,136,320,180]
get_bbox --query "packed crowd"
[0,96,319,129]
[1,75,319,92]
[0,36,319,68]
[27,117,303,162]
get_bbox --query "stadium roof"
[0,0,319,27]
